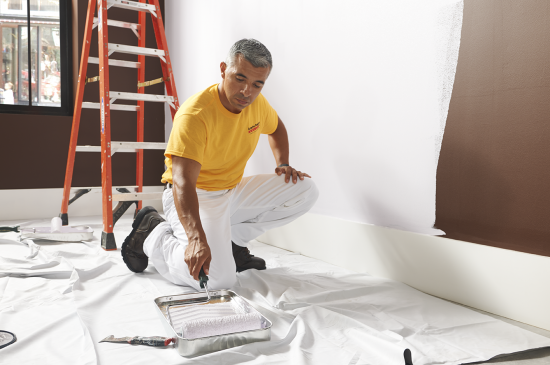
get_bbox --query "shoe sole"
[236,265,266,273]
[121,206,158,273]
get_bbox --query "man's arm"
[171,155,211,280]
[268,116,311,183]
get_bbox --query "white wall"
[258,213,550,331]
[165,0,464,235]
[0,187,163,223]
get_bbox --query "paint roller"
[174,268,263,340]
[0,217,94,242]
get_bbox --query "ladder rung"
[82,102,139,111]
[93,17,141,31]
[113,192,163,202]
[111,141,167,150]
[108,43,164,59]
[70,186,139,193]
[88,57,141,69]
[76,141,167,153]
[111,92,174,103]
[107,0,157,16]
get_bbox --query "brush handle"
[0,226,20,233]
[128,336,173,347]
[199,267,209,289]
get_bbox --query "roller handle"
[129,336,173,347]
[404,349,414,365]
[199,267,209,289]
[0,226,20,233]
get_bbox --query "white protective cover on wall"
[165,0,464,235]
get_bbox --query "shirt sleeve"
[260,94,279,135]
[164,113,207,165]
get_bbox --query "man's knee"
[305,178,319,200]
[298,178,319,209]
[276,178,319,217]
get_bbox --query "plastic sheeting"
[1,216,549,365]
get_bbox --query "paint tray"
[154,290,272,357]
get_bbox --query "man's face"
[219,55,270,113]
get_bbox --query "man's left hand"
[275,165,311,184]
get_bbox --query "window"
[0,0,72,115]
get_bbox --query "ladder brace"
[86,76,100,84]
[138,76,168,88]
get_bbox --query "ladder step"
[111,141,167,150]
[88,57,140,69]
[113,192,163,202]
[107,0,157,16]
[76,141,167,153]
[93,17,141,31]
[108,43,165,59]
[110,92,173,103]
[82,102,139,111]
[70,186,139,193]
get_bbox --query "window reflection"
[1,0,60,106]
[1,26,20,104]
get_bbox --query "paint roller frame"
[154,289,272,357]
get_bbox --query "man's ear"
[220,62,227,79]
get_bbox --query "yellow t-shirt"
[162,84,278,190]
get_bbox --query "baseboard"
[0,186,164,222]
[257,213,550,331]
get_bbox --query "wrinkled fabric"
[1,216,549,365]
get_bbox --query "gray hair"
[225,39,273,71]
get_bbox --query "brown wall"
[0,0,166,190]
[436,0,550,256]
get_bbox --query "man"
[121,39,319,290]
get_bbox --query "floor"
[462,307,550,364]
[0,214,549,365]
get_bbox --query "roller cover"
[181,312,262,340]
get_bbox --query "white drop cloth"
[0,216,549,365]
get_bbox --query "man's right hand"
[184,239,211,280]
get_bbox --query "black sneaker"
[121,206,165,273]
[232,242,266,272]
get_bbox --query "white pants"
[143,174,319,290]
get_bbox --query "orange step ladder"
[60,0,179,250]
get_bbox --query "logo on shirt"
[248,122,260,134]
